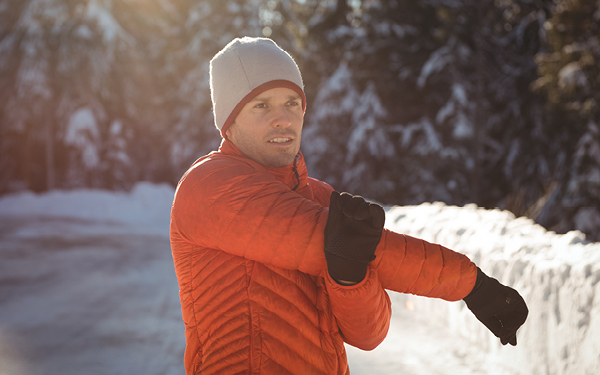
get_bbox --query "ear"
[225,126,233,139]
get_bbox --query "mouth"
[268,137,293,144]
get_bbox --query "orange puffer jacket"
[170,140,477,375]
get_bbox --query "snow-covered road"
[0,217,185,375]
[0,215,506,375]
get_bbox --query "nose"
[270,104,292,128]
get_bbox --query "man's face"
[227,87,304,168]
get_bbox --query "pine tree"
[0,0,169,191]
[532,0,600,240]
[166,0,267,180]
[292,0,556,212]
[300,61,361,189]
[0,0,263,191]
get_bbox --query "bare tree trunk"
[472,0,486,204]
[45,119,55,190]
[45,33,59,191]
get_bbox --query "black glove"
[463,267,528,346]
[324,191,385,283]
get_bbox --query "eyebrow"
[249,94,302,103]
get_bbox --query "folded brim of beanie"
[219,80,306,138]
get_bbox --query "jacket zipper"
[291,154,300,191]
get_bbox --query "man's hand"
[463,267,529,346]
[324,191,385,284]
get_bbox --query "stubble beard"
[229,123,302,168]
[262,139,301,168]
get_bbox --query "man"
[170,37,528,375]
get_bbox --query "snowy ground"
[0,183,598,375]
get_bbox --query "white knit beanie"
[210,37,306,137]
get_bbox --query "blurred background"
[0,0,598,241]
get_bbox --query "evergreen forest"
[1,0,599,241]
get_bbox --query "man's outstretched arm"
[321,191,528,347]
[174,156,474,294]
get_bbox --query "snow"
[417,38,455,89]
[65,108,101,168]
[1,183,599,374]
[390,117,443,155]
[558,62,588,91]
[84,0,131,46]
[0,182,173,236]
[382,203,600,375]
[314,62,359,115]
[347,81,394,161]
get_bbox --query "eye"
[286,101,300,107]
[254,103,267,109]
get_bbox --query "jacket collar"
[218,138,311,195]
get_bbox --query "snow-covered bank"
[0,182,174,236]
[1,184,598,375]
[385,203,600,375]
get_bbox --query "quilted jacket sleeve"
[172,156,329,277]
[373,230,477,301]
[325,265,391,350]
[171,155,477,301]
